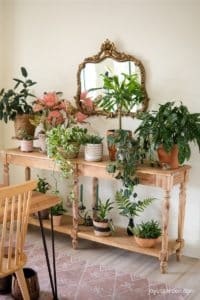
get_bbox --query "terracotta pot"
[51,215,63,226]
[93,220,111,237]
[157,144,179,169]
[12,268,40,300]
[134,236,159,248]
[106,130,132,161]
[84,143,103,162]
[20,140,33,152]
[14,114,35,139]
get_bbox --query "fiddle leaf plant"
[0,67,36,122]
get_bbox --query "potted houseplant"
[0,67,36,138]
[18,130,34,152]
[93,198,114,236]
[132,220,162,248]
[135,101,200,169]
[83,134,103,162]
[115,190,155,235]
[47,125,87,177]
[33,176,51,219]
[50,201,67,226]
[93,72,144,160]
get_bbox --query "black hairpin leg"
[38,211,59,300]
[50,210,58,300]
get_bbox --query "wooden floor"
[27,225,200,300]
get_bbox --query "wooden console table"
[0,148,191,273]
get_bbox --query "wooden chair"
[0,180,37,300]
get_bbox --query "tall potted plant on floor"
[135,101,200,169]
[92,72,144,160]
[0,67,36,138]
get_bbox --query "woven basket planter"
[93,220,111,237]
[12,268,40,300]
[14,114,35,139]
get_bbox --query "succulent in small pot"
[50,201,67,226]
[135,101,200,169]
[132,220,162,248]
[93,198,114,236]
[18,129,34,152]
[83,134,103,162]
[33,176,51,219]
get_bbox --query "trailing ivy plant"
[106,130,141,193]
[135,101,200,164]
[47,125,87,177]
[0,67,36,122]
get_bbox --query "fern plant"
[133,220,162,239]
[115,189,155,218]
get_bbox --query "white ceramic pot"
[38,133,47,153]
[84,143,103,162]
[20,140,33,152]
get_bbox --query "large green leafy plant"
[135,101,200,164]
[0,67,36,122]
[94,73,144,129]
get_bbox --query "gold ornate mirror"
[76,39,149,117]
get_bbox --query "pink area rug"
[1,242,192,300]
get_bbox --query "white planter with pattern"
[84,143,103,162]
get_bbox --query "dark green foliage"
[18,129,34,140]
[35,176,50,194]
[133,220,162,239]
[115,189,155,218]
[50,202,66,216]
[135,101,200,164]
[96,198,114,222]
[106,130,140,191]
[0,67,36,122]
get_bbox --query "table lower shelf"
[29,215,181,258]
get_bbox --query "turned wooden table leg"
[160,189,170,274]
[3,162,9,186]
[72,164,79,249]
[25,167,31,181]
[176,170,189,261]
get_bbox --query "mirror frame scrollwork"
[76,39,149,117]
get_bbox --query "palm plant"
[93,72,144,130]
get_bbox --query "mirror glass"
[76,40,149,117]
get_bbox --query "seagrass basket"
[14,114,35,139]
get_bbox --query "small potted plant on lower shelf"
[93,198,114,237]
[50,201,67,226]
[33,176,51,219]
[83,134,103,162]
[132,220,162,248]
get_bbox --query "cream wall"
[1,0,200,258]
